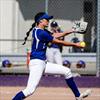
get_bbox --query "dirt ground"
[0,86,100,100]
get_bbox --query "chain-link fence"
[0,0,97,54]
[14,0,98,54]
[47,0,97,53]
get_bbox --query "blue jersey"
[49,29,63,49]
[30,27,54,60]
[49,43,59,48]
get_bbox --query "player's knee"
[27,88,35,96]
[64,68,73,79]
[23,87,36,97]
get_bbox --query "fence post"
[96,0,100,77]
[45,0,49,13]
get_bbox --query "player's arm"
[52,29,74,38]
[51,38,84,48]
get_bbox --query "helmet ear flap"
[76,60,86,68]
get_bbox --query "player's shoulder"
[38,29,52,36]
[44,29,53,35]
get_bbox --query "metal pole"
[45,0,49,13]
[96,0,100,77]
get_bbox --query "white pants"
[46,48,62,65]
[23,59,72,97]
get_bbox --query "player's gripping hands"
[52,38,86,48]
[75,41,86,48]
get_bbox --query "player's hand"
[75,42,86,48]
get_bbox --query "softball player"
[12,12,91,100]
[46,21,64,65]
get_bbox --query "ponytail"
[22,12,48,45]
[22,23,35,45]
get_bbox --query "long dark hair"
[22,12,45,45]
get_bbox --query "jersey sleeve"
[40,30,54,42]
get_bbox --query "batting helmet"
[76,60,86,68]
[2,59,12,67]
[50,21,58,27]
[63,60,71,68]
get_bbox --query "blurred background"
[0,0,100,76]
